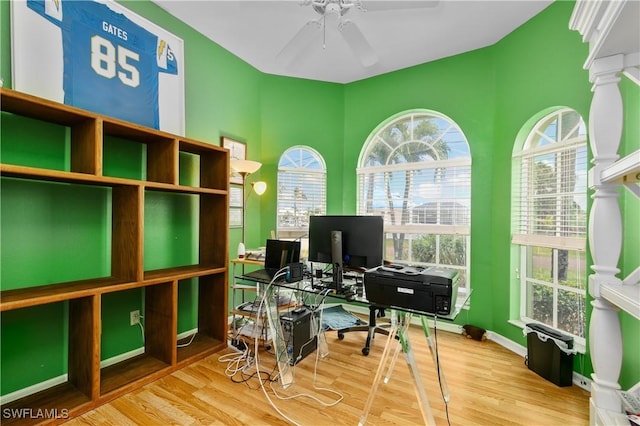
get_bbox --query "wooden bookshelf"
[0,88,229,424]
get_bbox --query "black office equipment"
[308,215,387,355]
[330,230,344,288]
[243,239,301,282]
[308,215,384,291]
[364,265,459,315]
[280,308,317,365]
[525,323,574,387]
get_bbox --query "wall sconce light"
[251,181,267,196]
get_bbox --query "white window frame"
[512,108,587,345]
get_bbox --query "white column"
[587,54,624,418]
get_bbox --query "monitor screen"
[308,215,384,270]
[264,239,301,270]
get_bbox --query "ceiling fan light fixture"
[310,0,355,16]
[283,0,435,70]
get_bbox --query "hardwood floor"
[67,324,590,425]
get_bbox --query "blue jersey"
[27,0,178,129]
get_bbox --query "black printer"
[364,265,459,315]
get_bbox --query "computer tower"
[280,308,317,365]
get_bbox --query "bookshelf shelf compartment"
[0,383,92,426]
[0,88,229,423]
[176,274,228,365]
[99,354,170,396]
[0,297,96,425]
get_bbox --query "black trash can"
[525,323,574,387]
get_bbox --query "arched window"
[357,110,472,292]
[277,146,326,242]
[511,108,587,342]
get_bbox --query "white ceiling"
[152,0,553,84]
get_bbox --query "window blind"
[512,113,588,251]
[277,147,326,239]
[357,160,471,234]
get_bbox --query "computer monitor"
[308,215,384,289]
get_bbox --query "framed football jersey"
[11,0,185,135]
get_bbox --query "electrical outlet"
[130,310,140,326]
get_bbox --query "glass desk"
[241,268,471,425]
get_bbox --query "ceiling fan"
[277,0,439,68]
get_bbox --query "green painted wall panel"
[0,113,69,171]
[1,179,111,290]
[143,192,198,271]
[103,136,145,180]
[101,289,144,360]
[0,303,67,395]
[177,278,198,334]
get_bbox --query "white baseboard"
[486,330,527,357]
[2,332,203,405]
[178,328,198,341]
[0,374,68,405]
[100,347,145,369]
[573,372,592,391]
[1,347,147,405]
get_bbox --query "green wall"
[1,0,638,395]
[259,75,344,231]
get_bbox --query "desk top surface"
[231,257,264,266]
[240,274,471,321]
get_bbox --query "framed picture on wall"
[229,207,243,228]
[221,136,246,184]
[229,185,243,208]
[12,0,186,135]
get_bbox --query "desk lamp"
[230,159,267,257]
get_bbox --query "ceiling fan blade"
[276,20,322,67]
[339,20,378,68]
[360,1,439,12]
